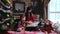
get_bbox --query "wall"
[12,0,50,20]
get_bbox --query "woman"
[25,6,35,23]
[25,6,39,31]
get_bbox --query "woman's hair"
[27,6,32,12]
[25,6,33,18]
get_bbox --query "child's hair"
[45,19,52,24]
[20,15,27,27]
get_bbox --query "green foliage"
[0,1,13,30]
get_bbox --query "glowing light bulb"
[7,23,10,26]
[7,14,9,17]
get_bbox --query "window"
[48,0,60,23]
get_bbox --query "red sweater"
[26,15,35,22]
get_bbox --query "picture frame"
[13,1,25,13]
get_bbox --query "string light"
[7,14,9,17]
[7,23,10,26]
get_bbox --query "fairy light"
[7,14,9,17]
[7,23,10,26]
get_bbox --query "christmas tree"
[0,0,13,30]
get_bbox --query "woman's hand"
[27,21,33,24]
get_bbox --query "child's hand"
[45,31,48,34]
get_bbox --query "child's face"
[46,21,50,25]
[22,17,26,21]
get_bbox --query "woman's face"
[28,9,32,13]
